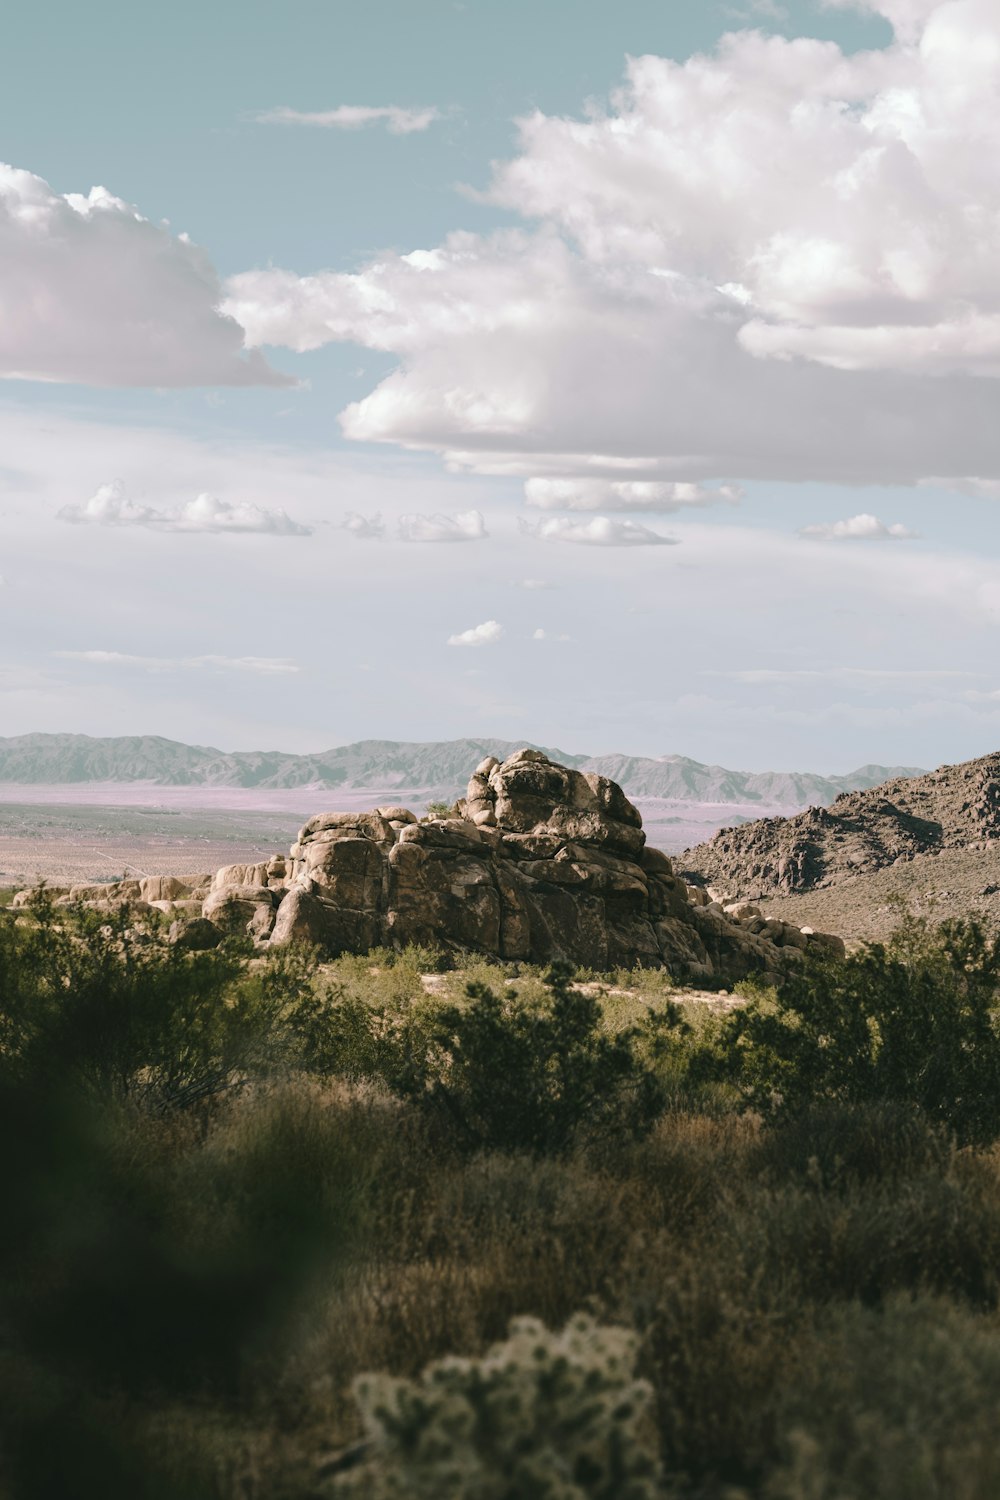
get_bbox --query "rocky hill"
[679,752,1000,901]
[0,733,919,807]
[10,749,844,987]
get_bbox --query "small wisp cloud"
[341,511,386,539]
[398,509,488,543]
[447,620,504,648]
[524,479,742,513]
[799,514,919,542]
[55,651,300,674]
[257,104,440,134]
[519,516,677,546]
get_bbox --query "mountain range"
[0,734,923,808]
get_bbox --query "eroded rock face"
[212,749,840,984]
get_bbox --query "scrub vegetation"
[4,892,1000,1498]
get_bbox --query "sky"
[2,0,1000,772]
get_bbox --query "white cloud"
[0,164,287,388]
[518,577,555,589]
[55,480,159,527]
[799,512,919,540]
[256,104,440,134]
[924,476,1000,501]
[524,478,741,511]
[168,494,311,535]
[519,515,677,546]
[341,510,386,538]
[532,627,572,641]
[225,4,1000,485]
[57,481,311,535]
[447,619,504,647]
[397,508,488,542]
[54,651,300,674]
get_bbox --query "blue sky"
[2,0,1000,771]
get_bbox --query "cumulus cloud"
[799,513,919,540]
[341,510,386,538]
[57,481,311,535]
[0,164,287,387]
[54,651,300,674]
[524,478,741,511]
[519,578,555,589]
[446,619,503,647]
[257,104,440,134]
[56,480,159,527]
[519,516,677,546]
[168,494,311,534]
[397,509,488,542]
[224,3,1000,486]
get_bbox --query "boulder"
[140,874,205,903]
[269,885,381,954]
[202,884,276,935]
[219,747,841,983]
[169,916,223,951]
[211,862,270,891]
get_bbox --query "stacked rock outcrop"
[183,749,843,984]
[8,751,844,981]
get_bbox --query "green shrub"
[423,800,457,820]
[333,1313,663,1499]
[0,891,321,1110]
[317,961,683,1155]
[714,917,1000,1146]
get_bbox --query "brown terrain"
[678,752,1000,943]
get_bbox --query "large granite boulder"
[185,748,840,985]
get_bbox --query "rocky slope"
[679,752,1000,901]
[11,750,844,986]
[0,733,919,807]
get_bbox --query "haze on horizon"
[2,0,999,775]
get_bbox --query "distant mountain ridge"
[0,734,923,808]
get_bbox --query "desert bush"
[752,1099,953,1189]
[0,891,323,1110]
[423,800,457,820]
[332,1313,663,1500]
[314,960,685,1155]
[713,917,1000,1145]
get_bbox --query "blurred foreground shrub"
[333,1313,662,1500]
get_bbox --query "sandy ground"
[0,783,796,888]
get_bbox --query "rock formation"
[192,750,844,981]
[679,752,1000,899]
[10,750,845,982]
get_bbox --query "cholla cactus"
[334,1313,663,1499]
